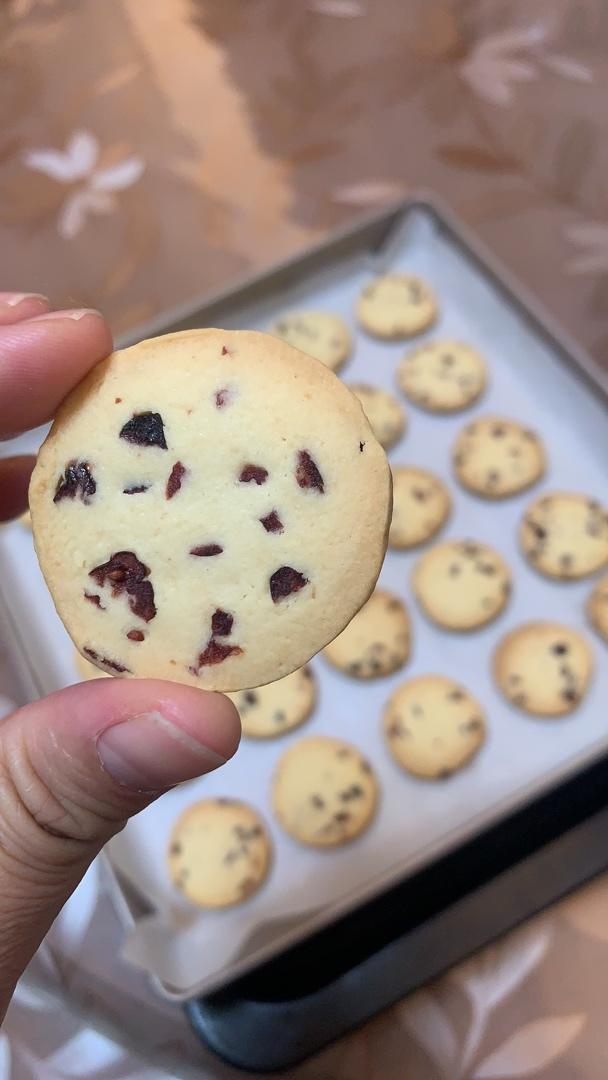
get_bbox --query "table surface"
[2,1,608,1077]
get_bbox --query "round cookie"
[494,622,593,717]
[397,341,486,413]
[323,588,411,678]
[389,466,451,550]
[412,540,512,631]
[383,675,486,779]
[349,384,406,450]
[269,311,351,372]
[29,328,391,691]
[587,575,608,644]
[452,416,545,499]
[356,273,437,340]
[168,799,271,908]
[272,735,378,848]
[74,649,110,681]
[519,492,608,580]
[228,666,316,739]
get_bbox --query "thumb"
[0,678,239,1020]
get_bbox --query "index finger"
[0,310,113,440]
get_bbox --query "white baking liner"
[1,204,607,1000]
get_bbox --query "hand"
[0,293,240,1023]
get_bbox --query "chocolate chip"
[127,629,145,642]
[123,484,149,494]
[243,691,258,706]
[551,642,569,655]
[411,703,424,717]
[295,450,324,493]
[197,640,242,667]
[492,425,506,437]
[348,661,362,674]
[120,412,167,449]
[334,811,351,824]
[477,562,497,575]
[115,397,122,404]
[83,647,130,674]
[270,566,309,603]
[336,747,351,759]
[215,388,230,408]
[190,544,223,556]
[527,521,547,540]
[411,487,427,502]
[340,784,364,801]
[54,460,96,505]
[239,877,258,897]
[441,353,454,366]
[260,510,283,533]
[239,464,268,485]
[512,692,528,707]
[84,592,104,608]
[310,794,325,809]
[273,710,286,724]
[170,843,181,856]
[359,442,365,453]
[486,470,501,486]
[212,609,234,636]
[360,760,372,774]
[165,461,186,499]
[387,721,403,739]
[90,551,156,623]
[461,718,482,732]
[448,563,461,577]
[560,553,574,570]
[221,345,229,356]
[447,688,465,701]
[562,687,578,703]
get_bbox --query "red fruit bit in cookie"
[190,544,223,556]
[295,450,324,493]
[120,412,167,449]
[115,397,122,404]
[84,591,104,609]
[89,551,157,623]
[84,647,130,674]
[127,629,145,642]
[221,345,229,356]
[215,388,231,408]
[239,464,268,485]
[211,609,233,636]
[166,461,187,499]
[197,640,242,666]
[54,460,96,505]
[270,566,309,603]
[260,510,283,533]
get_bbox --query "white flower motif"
[460,25,547,107]
[564,222,608,274]
[23,130,145,240]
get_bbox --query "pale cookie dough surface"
[349,384,406,450]
[452,416,545,498]
[412,540,512,630]
[383,675,486,779]
[494,622,593,717]
[519,492,608,580]
[389,466,451,549]
[269,311,351,372]
[30,329,391,691]
[356,273,437,339]
[167,799,271,908]
[586,575,608,644]
[272,735,378,847]
[74,649,110,681]
[228,666,316,738]
[397,341,487,413]
[323,588,410,678]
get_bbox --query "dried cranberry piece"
[295,450,324,493]
[54,460,96,505]
[127,629,145,642]
[190,544,223,556]
[239,464,268,485]
[84,592,104,609]
[221,345,229,356]
[123,484,149,495]
[89,551,157,623]
[197,640,242,666]
[166,461,186,499]
[83,647,130,674]
[120,412,167,449]
[215,388,230,408]
[212,609,233,636]
[270,566,309,603]
[260,510,283,533]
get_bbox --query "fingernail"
[35,308,103,322]
[96,711,227,792]
[0,292,48,308]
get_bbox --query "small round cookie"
[272,735,378,848]
[228,666,316,739]
[168,798,271,908]
[74,649,111,681]
[383,675,486,779]
[270,311,351,372]
[452,416,545,499]
[323,589,411,678]
[412,540,512,631]
[519,492,608,580]
[586,575,608,644]
[349,384,406,450]
[389,466,451,550]
[356,273,437,340]
[494,622,593,717]
[29,329,391,691]
[397,341,487,413]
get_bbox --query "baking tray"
[1,196,607,1008]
